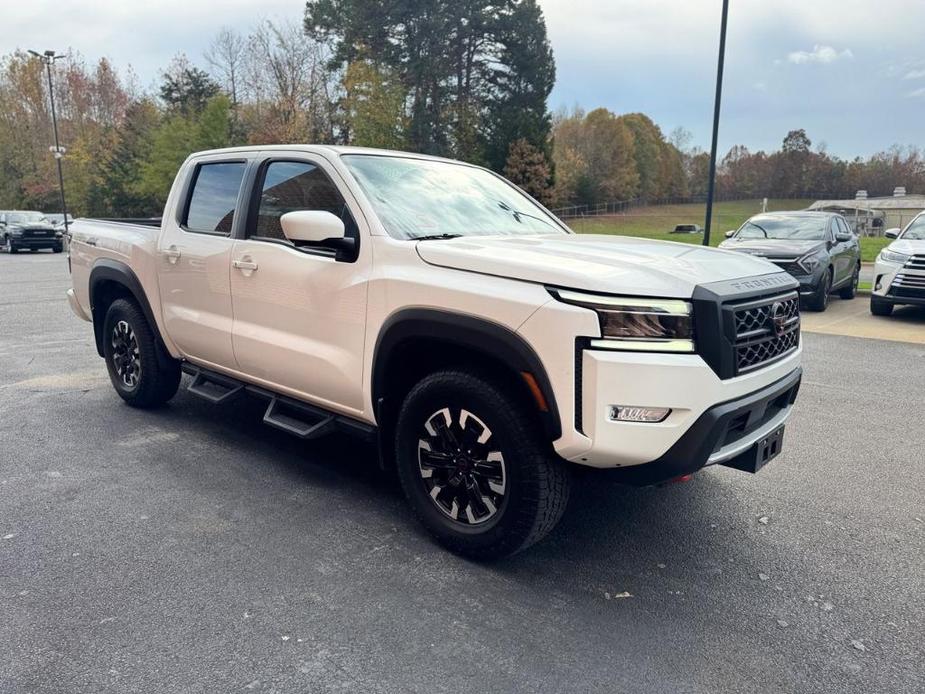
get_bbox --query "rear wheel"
[870,296,894,317]
[839,264,860,299]
[103,298,181,408]
[395,370,570,560]
[805,268,832,312]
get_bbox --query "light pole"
[702,0,729,247]
[28,49,70,235]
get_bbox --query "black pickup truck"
[0,211,64,254]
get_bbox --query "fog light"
[608,405,671,423]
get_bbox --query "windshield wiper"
[412,233,464,241]
[497,201,555,228]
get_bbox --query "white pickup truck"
[66,145,803,558]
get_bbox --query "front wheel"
[3,236,16,254]
[805,269,832,312]
[103,298,181,408]
[839,264,860,299]
[395,370,570,560]
[870,296,894,317]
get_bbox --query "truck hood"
[717,238,825,258]
[415,233,784,297]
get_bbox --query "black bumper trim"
[603,367,802,486]
[884,291,925,307]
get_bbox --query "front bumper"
[570,344,802,477]
[872,259,925,306]
[602,367,801,485]
[778,267,824,296]
[10,237,62,250]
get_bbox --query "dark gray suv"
[719,211,861,311]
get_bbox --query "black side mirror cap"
[326,236,357,262]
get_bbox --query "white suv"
[871,212,925,316]
[66,146,803,558]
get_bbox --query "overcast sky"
[2,0,923,158]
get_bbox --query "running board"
[262,397,335,439]
[185,366,244,404]
[179,363,376,443]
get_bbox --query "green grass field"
[567,199,889,262]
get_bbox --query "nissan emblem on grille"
[769,301,788,337]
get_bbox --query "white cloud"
[786,45,854,65]
[903,69,925,80]
[906,87,925,99]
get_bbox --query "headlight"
[552,289,695,353]
[796,250,824,274]
[879,249,910,265]
[9,228,23,237]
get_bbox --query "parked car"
[870,212,925,316]
[718,211,860,312]
[0,210,64,253]
[66,145,803,558]
[44,212,74,231]
[671,223,702,234]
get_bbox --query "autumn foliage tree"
[503,138,552,204]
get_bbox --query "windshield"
[342,154,567,240]
[901,215,925,240]
[7,211,47,224]
[736,215,828,241]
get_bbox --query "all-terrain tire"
[102,298,181,408]
[394,369,570,560]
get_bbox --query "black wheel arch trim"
[372,308,562,441]
[89,258,172,365]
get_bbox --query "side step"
[185,366,244,404]
[262,396,335,440]
[179,363,376,443]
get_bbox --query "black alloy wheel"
[110,319,142,390]
[417,406,507,526]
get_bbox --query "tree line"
[0,0,921,218]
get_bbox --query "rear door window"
[184,162,247,234]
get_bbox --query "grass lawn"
[567,198,889,262]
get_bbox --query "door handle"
[84,237,98,246]
[163,246,181,264]
[233,258,258,272]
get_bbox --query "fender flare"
[371,308,561,440]
[88,259,170,360]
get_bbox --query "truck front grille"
[729,292,800,374]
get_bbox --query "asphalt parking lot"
[2,251,924,694]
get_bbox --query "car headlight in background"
[796,249,825,274]
[9,228,23,237]
[551,289,695,353]
[878,249,910,265]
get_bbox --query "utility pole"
[702,0,729,247]
[28,49,70,235]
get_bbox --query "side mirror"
[835,232,852,242]
[280,210,356,260]
[724,230,736,238]
[884,228,900,239]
